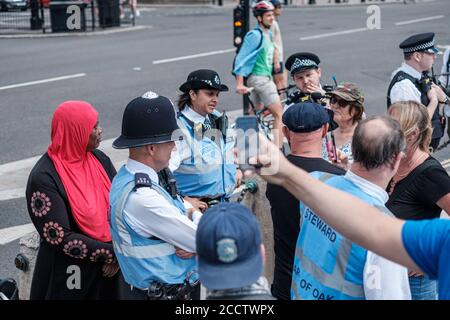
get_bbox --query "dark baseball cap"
[282,102,330,133]
[196,203,263,290]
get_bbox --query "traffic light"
[233,5,246,48]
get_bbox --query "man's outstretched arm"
[252,136,422,272]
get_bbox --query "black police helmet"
[113,91,182,149]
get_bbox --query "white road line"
[395,15,445,26]
[0,73,86,91]
[300,27,369,41]
[0,223,35,246]
[0,188,26,202]
[153,48,235,65]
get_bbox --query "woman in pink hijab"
[26,101,127,299]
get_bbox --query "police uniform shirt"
[169,106,209,172]
[389,62,423,104]
[344,170,411,299]
[123,158,197,253]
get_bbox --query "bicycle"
[242,87,275,141]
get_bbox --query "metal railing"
[0,0,135,33]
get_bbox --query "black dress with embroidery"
[25,150,126,300]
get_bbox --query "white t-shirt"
[345,170,411,300]
[389,62,422,105]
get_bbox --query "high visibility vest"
[387,70,443,139]
[173,112,236,198]
[109,165,196,289]
[292,172,392,300]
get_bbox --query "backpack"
[232,28,264,78]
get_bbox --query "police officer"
[387,32,448,150]
[169,69,241,208]
[109,92,199,300]
[284,52,338,131]
[284,52,327,109]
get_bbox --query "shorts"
[272,62,284,75]
[247,75,280,107]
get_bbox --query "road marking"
[0,73,86,91]
[441,158,450,166]
[0,223,35,246]
[299,27,368,41]
[395,15,445,26]
[153,48,235,64]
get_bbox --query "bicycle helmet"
[252,0,275,17]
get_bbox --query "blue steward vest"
[109,165,196,289]
[291,172,392,300]
[173,111,236,198]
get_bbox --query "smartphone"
[326,131,337,163]
[235,116,260,171]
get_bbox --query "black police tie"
[203,118,212,131]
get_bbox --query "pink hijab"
[48,101,112,242]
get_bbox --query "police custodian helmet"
[112,91,182,149]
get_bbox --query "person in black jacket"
[26,100,128,300]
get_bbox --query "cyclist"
[233,0,283,148]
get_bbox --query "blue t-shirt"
[402,219,450,300]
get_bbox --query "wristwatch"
[440,97,449,104]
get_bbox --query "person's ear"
[282,126,290,141]
[316,68,322,78]
[189,90,197,101]
[413,52,422,63]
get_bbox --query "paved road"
[1,0,449,287]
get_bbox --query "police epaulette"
[134,173,152,190]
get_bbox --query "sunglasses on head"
[330,96,350,108]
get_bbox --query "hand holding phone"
[235,116,261,171]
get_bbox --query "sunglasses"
[330,96,350,108]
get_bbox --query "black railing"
[0,0,134,33]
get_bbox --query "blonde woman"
[387,100,450,300]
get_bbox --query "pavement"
[1,0,450,291]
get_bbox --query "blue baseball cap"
[196,203,263,290]
[282,102,330,133]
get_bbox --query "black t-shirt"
[386,156,450,220]
[266,155,345,300]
